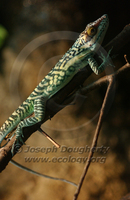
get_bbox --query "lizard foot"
[11,134,25,155]
[99,48,115,72]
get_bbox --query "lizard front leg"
[88,49,113,75]
[12,97,46,153]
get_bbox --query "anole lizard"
[0,14,109,154]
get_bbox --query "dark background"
[0,1,130,200]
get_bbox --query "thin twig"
[38,127,60,148]
[73,73,115,200]
[124,54,129,64]
[10,160,77,187]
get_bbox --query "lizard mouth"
[95,14,109,44]
[94,14,108,28]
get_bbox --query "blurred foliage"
[0,25,8,48]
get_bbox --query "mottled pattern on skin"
[0,15,109,148]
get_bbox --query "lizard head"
[77,14,109,52]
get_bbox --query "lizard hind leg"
[12,97,46,154]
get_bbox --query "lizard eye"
[87,26,97,37]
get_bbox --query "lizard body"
[0,15,109,150]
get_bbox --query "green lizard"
[0,14,109,153]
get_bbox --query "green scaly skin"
[0,14,109,152]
